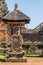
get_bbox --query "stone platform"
[5,57,27,62]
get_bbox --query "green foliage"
[0,52,10,59]
[26,45,40,57]
[0,53,5,59]
[26,45,32,54]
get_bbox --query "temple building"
[21,22,43,55]
[0,3,30,60]
[2,3,30,54]
[0,0,43,58]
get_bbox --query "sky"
[6,0,43,29]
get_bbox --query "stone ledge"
[5,57,27,62]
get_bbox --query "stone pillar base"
[6,57,27,62]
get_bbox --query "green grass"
[25,53,40,57]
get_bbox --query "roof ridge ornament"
[15,3,18,10]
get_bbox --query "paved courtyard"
[0,57,43,65]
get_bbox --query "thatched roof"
[2,4,31,23]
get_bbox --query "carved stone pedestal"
[6,57,27,62]
[5,51,27,62]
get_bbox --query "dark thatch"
[2,9,31,23]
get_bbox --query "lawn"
[25,53,40,57]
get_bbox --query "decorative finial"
[15,3,18,10]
